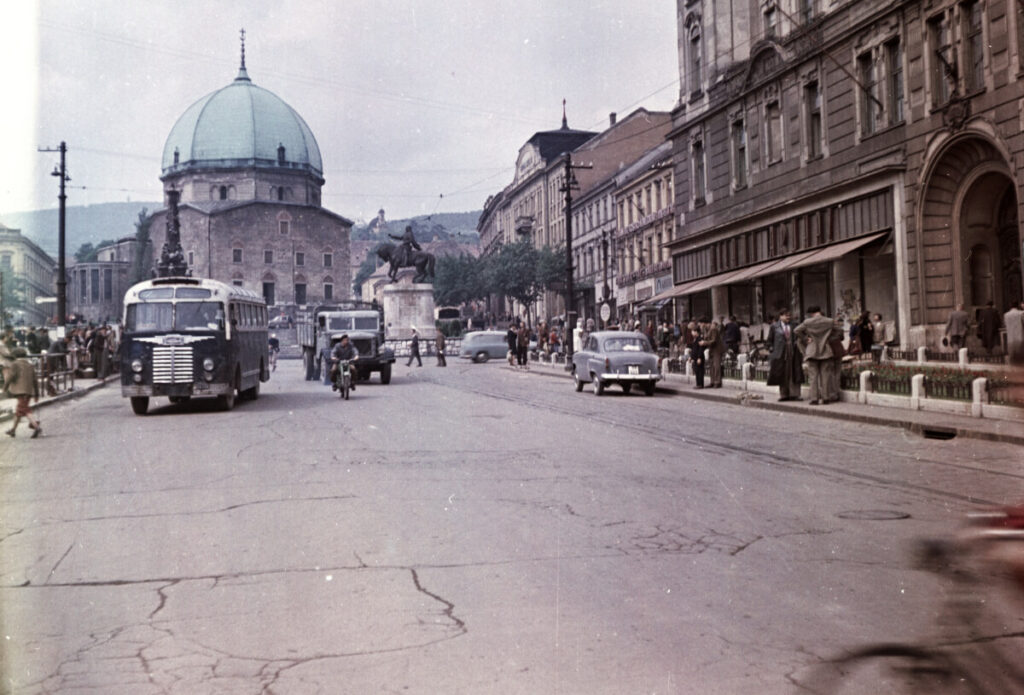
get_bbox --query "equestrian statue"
[377,225,435,283]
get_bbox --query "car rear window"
[603,337,651,352]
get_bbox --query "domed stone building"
[147,47,352,307]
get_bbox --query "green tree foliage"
[130,209,151,284]
[485,241,566,315]
[433,253,486,306]
[352,251,380,296]
[73,240,117,263]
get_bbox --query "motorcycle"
[333,359,353,400]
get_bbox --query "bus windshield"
[126,301,224,332]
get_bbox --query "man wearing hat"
[3,348,41,438]
[407,327,422,367]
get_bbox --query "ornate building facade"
[0,223,56,327]
[659,0,1023,348]
[146,48,352,308]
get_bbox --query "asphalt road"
[1,358,1022,694]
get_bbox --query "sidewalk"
[0,376,111,424]
[525,358,1024,447]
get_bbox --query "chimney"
[609,112,617,126]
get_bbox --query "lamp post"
[39,142,69,333]
[559,153,591,363]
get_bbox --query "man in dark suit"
[768,309,802,401]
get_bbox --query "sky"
[1,1,680,225]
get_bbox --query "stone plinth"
[382,283,436,340]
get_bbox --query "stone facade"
[664,0,1024,348]
[147,200,351,307]
[0,223,56,327]
[67,237,142,325]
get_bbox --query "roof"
[161,65,323,178]
[527,125,597,162]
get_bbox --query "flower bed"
[841,364,990,401]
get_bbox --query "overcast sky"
[1,1,679,224]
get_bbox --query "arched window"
[688,24,703,95]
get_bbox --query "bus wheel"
[380,363,392,384]
[130,396,149,415]
[242,380,260,401]
[218,390,235,411]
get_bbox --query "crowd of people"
[1,324,120,378]
[945,300,1024,364]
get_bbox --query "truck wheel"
[303,349,315,380]
[130,396,149,415]
[380,363,392,384]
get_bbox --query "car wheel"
[475,351,489,363]
[621,383,632,395]
[592,374,604,396]
[573,367,584,392]
[643,382,656,397]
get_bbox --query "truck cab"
[297,302,395,384]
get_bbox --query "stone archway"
[916,136,1021,340]
[957,173,1019,315]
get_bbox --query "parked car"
[459,331,510,363]
[571,331,662,396]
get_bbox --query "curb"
[0,378,111,424]
[525,361,1024,447]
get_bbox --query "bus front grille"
[152,346,194,383]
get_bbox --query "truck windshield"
[126,301,225,332]
[353,316,378,330]
[327,317,353,331]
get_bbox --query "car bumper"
[598,373,662,382]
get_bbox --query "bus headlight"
[131,359,144,373]
[203,358,215,371]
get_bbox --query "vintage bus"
[120,277,269,415]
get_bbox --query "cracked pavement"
[2,360,1023,693]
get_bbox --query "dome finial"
[236,28,251,82]
[561,98,568,129]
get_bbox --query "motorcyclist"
[268,334,280,371]
[330,334,359,391]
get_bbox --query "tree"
[73,240,117,263]
[130,209,152,284]
[433,253,486,306]
[352,250,380,296]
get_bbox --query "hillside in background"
[352,211,481,243]
[0,202,160,257]
[0,204,481,258]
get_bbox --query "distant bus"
[120,277,269,415]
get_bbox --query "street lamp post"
[39,142,69,332]
[559,153,591,363]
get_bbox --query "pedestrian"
[723,315,740,356]
[506,323,518,366]
[702,318,725,388]
[977,301,1002,353]
[25,327,41,355]
[795,306,841,405]
[435,331,447,367]
[3,348,42,438]
[944,303,969,350]
[848,311,873,356]
[88,325,108,378]
[686,321,705,389]
[1005,302,1024,366]
[406,327,422,367]
[517,323,530,368]
[767,308,803,401]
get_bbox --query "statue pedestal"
[382,283,436,340]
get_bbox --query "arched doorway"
[916,135,1021,345]
[958,173,1020,315]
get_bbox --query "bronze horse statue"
[376,242,436,283]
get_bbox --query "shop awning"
[640,232,888,305]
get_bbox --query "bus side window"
[230,303,238,327]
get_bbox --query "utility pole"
[559,152,591,363]
[39,142,68,333]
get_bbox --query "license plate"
[628,365,639,375]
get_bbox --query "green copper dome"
[161,68,323,178]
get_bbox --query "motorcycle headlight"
[203,358,215,371]
[131,359,143,373]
